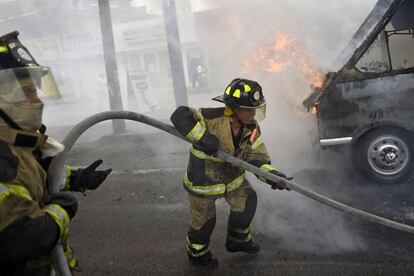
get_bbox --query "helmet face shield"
[0,66,60,103]
[234,103,267,124]
[254,104,266,121]
[38,67,60,100]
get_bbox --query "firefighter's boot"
[226,240,260,254]
[188,251,219,268]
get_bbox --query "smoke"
[0,0,383,254]
[192,0,378,253]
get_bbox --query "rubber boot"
[225,240,260,254]
[188,251,219,268]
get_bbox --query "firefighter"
[171,78,291,267]
[0,31,112,275]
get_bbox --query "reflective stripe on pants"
[183,173,245,196]
[186,235,209,257]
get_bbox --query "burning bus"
[303,0,414,184]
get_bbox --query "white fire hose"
[47,111,414,275]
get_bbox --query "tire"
[354,127,414,184]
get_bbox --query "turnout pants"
[186,180,257,258]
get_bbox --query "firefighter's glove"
[269,170,292,191]
[48,192,78,219]
[196,133,219,155]
[70,159,112,192]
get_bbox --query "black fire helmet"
[0,31,39,70]
[212,78,266,109]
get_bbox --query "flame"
[243,33,324,88]
[310,106,317,114]
[299,60,324,89]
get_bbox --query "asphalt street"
[56,128,414,276]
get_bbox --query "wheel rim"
[367,135,410,176]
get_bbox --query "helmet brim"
[239,101,266,109]
[212,95,226,104]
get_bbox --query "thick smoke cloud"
[194,0,377,253]
[0,0,381,253]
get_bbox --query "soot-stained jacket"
[171,106,279,197]
[0,126,74,269]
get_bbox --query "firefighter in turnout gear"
[0,31,112,275]
[171,78,291,267]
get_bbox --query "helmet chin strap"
[0,107,46,133]
[0,108,22,130]
[0,108,47,149]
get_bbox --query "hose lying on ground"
[48,111,414,275]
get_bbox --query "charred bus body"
[304,0,414,184]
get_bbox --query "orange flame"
[243,33,324,88]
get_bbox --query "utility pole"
[162,0,188,107]
[98,0,126,133]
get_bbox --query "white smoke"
[0,0,381,254]
[190,0,378,253]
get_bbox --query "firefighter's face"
[19,83,42,104]
[235,107,255,124]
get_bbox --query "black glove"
[196,133,219,155]
[48,192,78,219]
[269,170,292,191]
[70,159,112,192]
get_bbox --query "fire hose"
[47,111,414,275]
